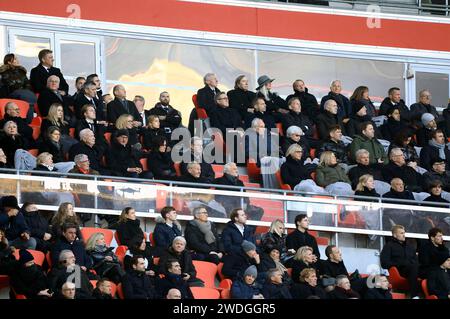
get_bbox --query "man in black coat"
[106,84,142,125]
[209,92,243,138]
[285,79,320,120]
[213,162,249,213]
[364,275,393,299]
[382,148,423,193]
[0,101,33,141]
[36,75,73,119]
[410,89,443,128]
[418,227,450,279]
[348,149,384,189]
[69,128,107,174]
[22,202,52,253]
[423,159,450,192]
[74,81,105,120]
[196,73,221,116]
[321,245,348,278]
[286,214,320,259]
[427,254,450,299]
[420,130,450,171]
[122,255,157,299]
[320,80,350,123]
[317,125,349,164]
[179,137,215,184]
[184,207,223,264]
[50,223,93,270]
[261,268,292,299]
[147,92,182,136]
[379,87,412,124]
[244,97,276,130]
[316,99,345,141]
[281,96,315,140]
[380,224,421,298]
[30,49,69,95]
[153,206,183,256]
[155,259,193,299]
[221,208,256,255]
[10,249,53,299]
[75,104,108,151]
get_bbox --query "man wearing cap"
[196,73,221,116]
[416,112,439,147]
[222,240,267,282]
[230,265,264,299]
[0,196,36,250]
[255,75,288,115]
[423,158,450,192]
[426,253,450,299]
[107,129,151,178]
[10,249,53,299]
[420,129,450,171]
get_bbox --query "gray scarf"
[429,139,446,160]
[192,219,216,244]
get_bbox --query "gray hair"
[214,92,226,104]
[203,73,216,84]
[389,147,403,159]
[286,143,303,158]
[324,99,336,111]
[59,249,74,262]
[336,275,349,286]
[355,149,369,161]
[74,154,88,164]
[330,80,341,88]
[223,162,236,174]
[267,268,281,280]
[186,161,200,171]
[83,81,96,91]
[193,206,206,217]
[251,118,264,129]
[79,128,93,141]
[286,125,303,138]
[172,236,186,245]
[47,75,60,84]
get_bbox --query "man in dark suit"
[197,73,220,116]
[30,49,69,95]
[36,75,73,120]
[106,84,142,125]
[133,95,150,128]
[86,73,103,100]
[74,81,105,120]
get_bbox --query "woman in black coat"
[116,207,144,247]
[380,106,410,142]
[22,202,53,253]
[158,236,204,287]
[123,235,157,276]
[291,268,327,299]
[184,207,223,265]
[142,115,165,150]
[354,174,380,200]
[146,136,176,180]
[291,246,321,284]
[227,75,256,119]
[387,130,420,165]
[261,219,294,264]
[112,114,140,147]
[38,126,66,163]
[280,145,312,190]
[0,120,30,167]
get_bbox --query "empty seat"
[192,260,217,288]
[190,287,220,299]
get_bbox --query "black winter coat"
[280,156,311,189]
[256,91,287,113]
[286,229,320,258]
[420,144,450,171]
[158,247,198,280]
[379,98,412,124]
[0,134,29,166]
[38,139,65,163]
[0,65,31,96]
[116,218,144,248]
[147,102,182,133]
[328,286,360,299]
[222,249,266,280]
[40,118,70,140]
[285,88,320,119]
[51,236,93,269]
[213,174,249,212]
[155,273,193,299]
[142,127,165,150]
[354,187,381,202]
[423,170,450,192]
[382,162,423,192]
[365,288,392,299]
[0,115,33,141]
[106,140,142,177]
[261,281,292,299]
[380,237,418,269]
[244,111,276,130]
[380,117,410,141]
[231,277,262,299]
[418,240,450,278]
[280,137,310,160]
[291,282,328,299]
[317,139,349,164]
[0,210,29,241]
[47,265,93,299]
[147,150,176,180]
[153,220,182,254]
[23,210,51,240]
[321,259,348,278]
[10,264,49,299]
[210,106,242,135]
[291,259,321,284]
[320,92,350,121]
[197,86,220,116]
[122,270,156,299]
[184,219,222,255]
[74,94,104,120]
[69,142,106,172]
[281,110,315,138]
[315,110,343,141]
[30,64,69,94]
[227,88,256,119]
[221,221,256,255]
[36,88,72,119]
[427,267,450,299]
[348,163,384,190]
[180,154,215,184]
[106,98,142,125]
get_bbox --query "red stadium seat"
[114,231,122,246]
[246,158,261,181]
[28,149,39,157]
[190,287,220,299]
[275,122,284,136]
[13,249,45,266]
[46,251,52,269]
[192,260,217,288]
[69,127,75,138]
[275,170,292,190]
[117,283,125,299]
[192,94,208,119]
[219,279,232,289]
[115,245,128,267]
[0,98,29,119]
[388,266,410,291]
[422,279,438,299]
[220,288,231,299]
[148,232,155,246]
[104,132,112,144]
[391,292,406,299]
[174,162,182,177]
[217,262,225,281]
[80,227,114,246]
[140,158,148,171]
[0,275,9,290]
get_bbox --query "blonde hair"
[36,152,52,165]
[85,233,105,251]
[147,115,159,128]
[319,151,335,166]
[356,174,374,192]
[46,103,68,126]
[3,121,18,135]
[391,225,405,235]
[285,143,303,158]
[269,219,285,237]
[294,246,313,263]
[299,268,316,283]
[115,114,132,130]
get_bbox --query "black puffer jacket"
[0,65,31,96]
[184,219,222,255]
[116,218,144,247]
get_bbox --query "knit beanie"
[421,113,435,126]
[241,240,256,253]
[243,265,258,278]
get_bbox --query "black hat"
[353,101,366,114]
[430,158,445,166]
[19,249,34,265]
[436,251,450,266]
[256,75,274,90]
[1,196,20,210]
[116,129,129,138]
